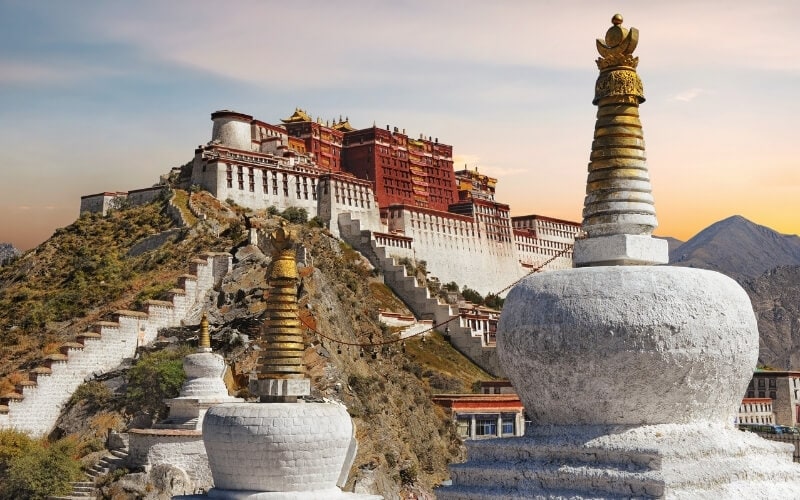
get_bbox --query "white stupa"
[438,14,800,499]
[157,313,242,430]
[128,313,242,492]
[194,223,381,499]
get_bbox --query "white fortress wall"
[387,207,525,297]
[126,186,167,207]
[0,253,231,437]
[203,157,320,215]
[321,176,383,238]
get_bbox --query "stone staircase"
[49,447,130,500]
[0,252,232,437]
[339,213,503,376]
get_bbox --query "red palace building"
[341,126,456,212]
[281,110,457,212]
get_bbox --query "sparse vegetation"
[0,430,83,500]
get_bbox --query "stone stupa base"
[189,487,381,499]
[438,423,800,499]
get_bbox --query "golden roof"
[280,108,313,123]
[333,119,355,132]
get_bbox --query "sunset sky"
[1,1,798,250]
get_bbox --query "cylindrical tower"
[210,110,253,151]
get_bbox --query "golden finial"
[595,13,639,73]
[199,312,211,351]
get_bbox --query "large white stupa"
[438,14,800,499]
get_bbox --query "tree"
[461,286,483,305]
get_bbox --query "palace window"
[501,414,515,436]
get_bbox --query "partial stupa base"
[177,487,381,499]
[249,378,311,402]
[203,402,365,496]
[573,233,668,266]
[438,423,800,499]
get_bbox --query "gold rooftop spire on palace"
[256,221,305,380]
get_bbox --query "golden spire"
[199,312,211,352]
[257,222,304,379]
[582,13,656,238]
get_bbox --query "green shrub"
[280,207,308,224]
[1,436,82,500]
[0,429,33,473]
[70,381,112,408]
[460,286,483,305]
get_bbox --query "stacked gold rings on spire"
[199,312,212,351]
[257,222,305,379]
[583,14,658,238]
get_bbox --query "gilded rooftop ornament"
[257,221,305,379]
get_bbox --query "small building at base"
[432,394,525,440]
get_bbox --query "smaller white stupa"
[128,313,242,492]
[197,223,381,499]
[157,313,242,430]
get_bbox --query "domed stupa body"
[438,15,800,499]
[195,223,381,499]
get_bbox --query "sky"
[1,1,798,250]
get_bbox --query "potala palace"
[81,108,580,297]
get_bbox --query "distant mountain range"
[666,215,800,369]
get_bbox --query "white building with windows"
[432,394,525,440]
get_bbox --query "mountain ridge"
[669,215,800,279]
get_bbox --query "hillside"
[743,266,800,370]
[669,215,800,279]
[0,194,231,393]
[0,195,493,498]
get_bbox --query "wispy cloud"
[671,88,708,102]
[0,59,126,86]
